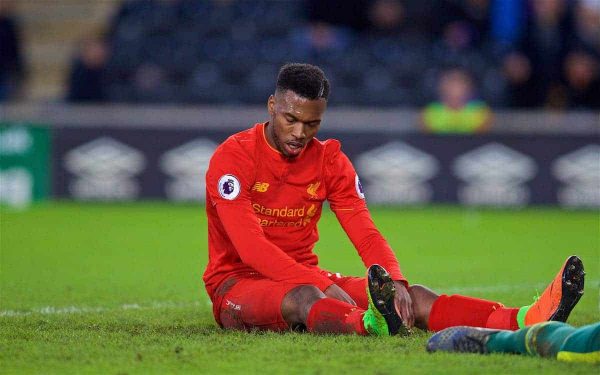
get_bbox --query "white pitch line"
[435,279,599,295]
[1,280,597,318]
[0,300,208,318]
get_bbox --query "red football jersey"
[203,123,406,298]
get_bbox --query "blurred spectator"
[291,22,353,56]
[562,50,600,109]
[389,0,439,42]
[428,1,491,72]
[293,0,362,57]
[73,0,598,109]
[571,0,600,53]
[442,20,476,52]
[367,0,406,36]
[501,51,544,107]
[67,37,109,103]
[133,63,170,102]
[429,0,491,47]
[0,0,26,102]
[455,0,492,46]
[421,67,492,133]
[516,0,574,108]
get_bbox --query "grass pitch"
[1,202,598,374]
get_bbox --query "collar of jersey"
[261,122,282,156]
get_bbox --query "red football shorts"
[211,270,368,331]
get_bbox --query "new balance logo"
[252,182,269,192]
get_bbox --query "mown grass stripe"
[3,279,597,318]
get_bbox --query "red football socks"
[306,298,367,335]
[428,294,519,331]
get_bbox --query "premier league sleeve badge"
[218,174,241,200]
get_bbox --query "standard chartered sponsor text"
[252,203,317,227]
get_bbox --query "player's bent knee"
[409,284,439,301]
[283,285,325,310]
[281,285,325,326]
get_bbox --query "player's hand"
[393,281,415,329]
[324,284,357,306]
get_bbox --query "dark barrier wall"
[53,128,230,202]
[53,127,599,208]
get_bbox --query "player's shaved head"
[276,63,330,100]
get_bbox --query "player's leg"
[427,321,600,364]
[214,276,300,331]
[520,256,585,326]
[214,266,404,335]
[408,284,438,330]
[287,265,406,335]
[425,293,519,331]
[322,272,368,309]
[280,285,326,330]
[216,278,367,334]
[322,256,584,333]
[327,270,489,331]
[557,322,600,363]
[422,256,585,331]
[280,284,370,334]
[328,269,510,331]
[213,275,362,333]
[324,269,434,330]
[332,272,545,333]
[489,321,577,357]
[326,271,437,330]
[214,275,363,333]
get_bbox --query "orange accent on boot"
[524,259,566,326]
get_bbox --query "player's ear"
[267,95,275,117]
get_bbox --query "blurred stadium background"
[0,0,598,208]
[0,1,599,372]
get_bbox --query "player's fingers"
[408,296,416,328]
[394,294,402,315]
[406,300,415,328]
[397,292,414,328]
[400,292,413,327]
[394,295,410,328]
[401,300,413,328]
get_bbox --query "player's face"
[266,90,326,158]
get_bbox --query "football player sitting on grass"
[203,63,585,337]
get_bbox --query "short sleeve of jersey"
[324,140,366,211]
[206,138,254,207]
